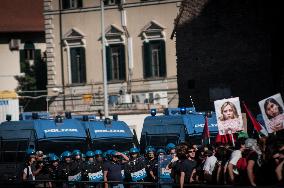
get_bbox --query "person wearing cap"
[145,147,158,184]
[58,151,78,182]
[166,143,176,155]
[72,149,83,180]
[103,150,129,188]
[47,154,60,188]
[124,147,147,188]
[82,150,104,188]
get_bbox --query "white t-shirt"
[23,166,35,181]
[203,155,217,175]
[229,150,242,166]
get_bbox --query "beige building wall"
[0,42,46,91]
[0,44,20,91]
[44,0,181,114]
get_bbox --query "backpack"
[236,157,247,171]
[236,151,254,171]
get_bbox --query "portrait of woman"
[264,98,283,119]
[263,97,284,132]
[214,97,244,135]
[219,101,239,121]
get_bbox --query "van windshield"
[142,134,179,148]
[37,140,89,156]
[0,139,29,162]
[92,139,134,152]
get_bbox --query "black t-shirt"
[145,158,158,181]
[103,161,123,182]
[247,151,261,173]
[180,159,197,183]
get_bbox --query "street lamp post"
[101,0,109,118]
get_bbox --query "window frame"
[69,46,86,84]
[62,0,83,9]
[143,39,166,79]
[106,44,126,82]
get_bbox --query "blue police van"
[0,113,136,180]
[140,107,219,150]
[82,118,137,151]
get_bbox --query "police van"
[140,107,219,150]
[0,114,137,180]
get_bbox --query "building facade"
[0,0,46,92]
[44,0,181,114]
[174,0,284,113]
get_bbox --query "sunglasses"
[188,150,195,153]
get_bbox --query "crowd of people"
[22,132,284,188]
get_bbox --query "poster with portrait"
[214,97,244,135]
[258,93,284,133]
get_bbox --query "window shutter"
[159,40,166,77]
[34,50,43,89]
[77,0,83,8]
[62,0,70,9]
[19,50,26,73]
[106,46,112,81]
[143,41,152,78]
[70,48,79,83]
[119,44,126,81]
[80,47,86,83]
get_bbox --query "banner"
[88,170,103,182]
[258,93,284,133]
[214,97,244,135]
[158,154,173,183]
[68,172,82,181]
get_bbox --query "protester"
[203,148,217,184]
[227,138,246,184]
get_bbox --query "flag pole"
[230,132,235,147]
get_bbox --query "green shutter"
[19,50,26,72]
[106,46,112,81]
[77,0,83,8]
[159,40,166,77]
[80,47,86,83]
[143,41,152,78]
[119,44,126,81]
[70,48,79,83]
[34,50,43,89]
[62,0,70,9]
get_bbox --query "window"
[62,0,82,9]
[37,140,88,156]
[19,42,41,73]
[106,44,126,81]
[70,47,86,84]
[24,49,35,60]
[23,41,35,60]
[143,40,166,78]
[104,0,121,5]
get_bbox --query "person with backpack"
[22,149,37,187]
[202,148,217,184]
[227,138,246,184]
